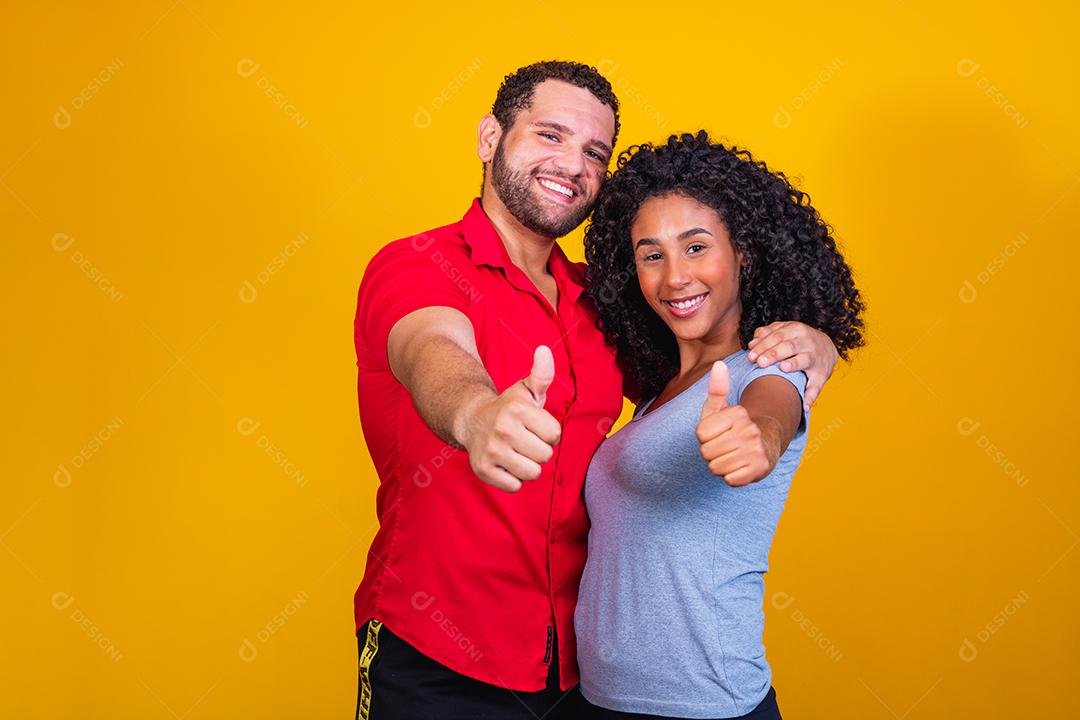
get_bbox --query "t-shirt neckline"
[632,349,746,422]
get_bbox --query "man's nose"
[551,145,586,180]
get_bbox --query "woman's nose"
[664,258,691,288]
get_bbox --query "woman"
[574,131,865,719]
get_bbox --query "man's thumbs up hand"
[460,346,562,493]
[699,360,730,419]
[523,345,555,407]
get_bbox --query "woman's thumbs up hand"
[695,361,774,487]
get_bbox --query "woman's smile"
[661,291,709,318]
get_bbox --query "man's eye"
[540,132,559,142]
[586,150,603,160]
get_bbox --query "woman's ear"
[737,249,751,282]
[477,114,501,163]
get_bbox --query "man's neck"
[479,188,556,278]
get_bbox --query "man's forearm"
[394,333,497,449]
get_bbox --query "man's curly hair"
[583,130,865,401]
[491,60,620,146]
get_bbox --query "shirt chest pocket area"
[472,307,576,418]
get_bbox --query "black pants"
[577,686,782,720]
[355,619,586,720]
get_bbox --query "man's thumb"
[523,345,555,406]
[700,360,730,419]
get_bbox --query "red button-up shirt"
[353,199,624,691]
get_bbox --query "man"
[352,60,839,719]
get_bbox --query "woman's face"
[631,193,743,346]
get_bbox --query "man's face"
[489,79,615,239]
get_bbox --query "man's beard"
[490,139,594,239]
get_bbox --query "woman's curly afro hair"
[583,130,865,401]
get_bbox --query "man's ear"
[477,114,501,163]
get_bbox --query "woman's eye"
[687,244,707,254]
[643,253,662,262]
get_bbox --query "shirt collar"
[461,198,586,306]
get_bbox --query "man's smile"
[535,175,578,204]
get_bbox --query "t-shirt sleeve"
[354,237,475,369]
[735,364,810,436]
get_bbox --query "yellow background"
[4,1,1078,717]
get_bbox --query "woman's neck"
[672,316,743,384]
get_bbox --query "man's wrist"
[450,390,496,451]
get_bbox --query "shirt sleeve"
[735,364,810,436]
[354,237,475,369]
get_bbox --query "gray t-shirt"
[575,349,809,718]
